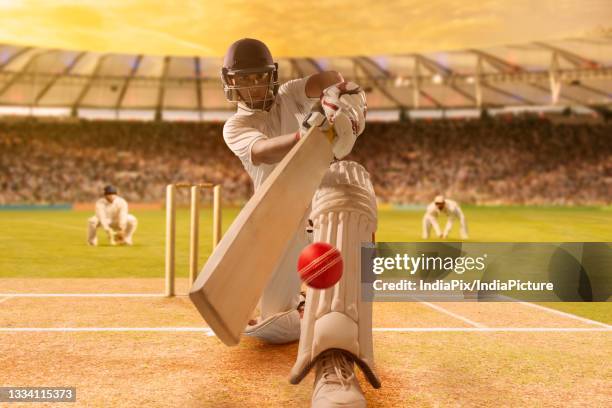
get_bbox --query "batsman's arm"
[306,71,344,97]
[251,132,300,165]
[250,71,344,165]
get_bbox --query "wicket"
[165,182,222,297]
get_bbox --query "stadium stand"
[0,117,610,205]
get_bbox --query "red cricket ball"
[297,242,343,289]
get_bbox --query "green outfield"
[1,205,610,279]
[1,206,610,323]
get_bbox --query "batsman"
[192,38,380,407]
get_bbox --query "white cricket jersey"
[425,199,462,219]
[223,77,317,190]
[95,196,129,228]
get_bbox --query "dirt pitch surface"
[1,279,610,407]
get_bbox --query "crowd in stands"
[0,120,250,205]
[0,116,610,205]
[348,117,611,205]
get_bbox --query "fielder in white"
[87,185,137,246]
[221,38,379,407]
[422,195,468,239]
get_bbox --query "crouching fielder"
[87,185,137,246]
[290,161,380,407]
[422,195,468,239]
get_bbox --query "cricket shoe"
[243,309,300,344]
[243,292,306,344]
[87,237,98,246]
[312,350,366,408]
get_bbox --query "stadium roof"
[0,37,610,121]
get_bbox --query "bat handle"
[312,101,325,114]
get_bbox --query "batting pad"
[290,161,381,388]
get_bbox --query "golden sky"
[0,0,610,57]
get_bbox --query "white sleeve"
[95,200,110,230]
[454,204,468,238]
[278,76,318,113]
[223,118,267,166]
[446,201,461,219]
[454,204,466,223]
[118,198,128,230]
[444,202,464,236]
[424,202,437,217]
[443,216,453,236]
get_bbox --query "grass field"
[1,205,610,324]
[1,206,610,407]
[1,206,611,279]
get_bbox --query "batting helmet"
[221,38,279,111]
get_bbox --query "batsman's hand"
[320,81,367,159]
[299,108,329,138]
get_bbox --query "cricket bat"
[189,126,334,346]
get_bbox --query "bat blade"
[189,126,334,346]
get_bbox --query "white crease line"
[0,294,188,298]
[374,327,612,332]
[3,295,608,329]
[518,301,611,329]
[0,327,609,333]
[0,296,14,304]
[0,327,215,335]
[420,301,486,328]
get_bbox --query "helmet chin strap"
[237,90,275,112]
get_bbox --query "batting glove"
[320,81,367,158]
[299,110,329,139]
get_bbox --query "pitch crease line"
[0,327,215,335]
[517,301,611,328]
[420,301,486,328]
[373,327,612,332]
[0,327,610,333]
[0,293,183,298]
[0,296,14,304]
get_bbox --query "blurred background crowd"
[0,116,610,206]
